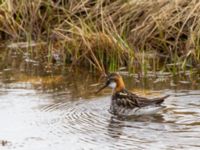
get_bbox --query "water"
[0,50,200,150]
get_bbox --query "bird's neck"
[114,77,125,92]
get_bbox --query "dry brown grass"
[0,0,200,74]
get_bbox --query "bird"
[96,73,169,116]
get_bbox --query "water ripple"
[36,94,200,150]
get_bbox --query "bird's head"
[96,73,125,93]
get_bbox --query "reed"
[1,0,200,75]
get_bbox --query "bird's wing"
[114,91,141,108]
[133,94,169,107]
[114,90,169,108]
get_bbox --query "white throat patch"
[108,82,117,89]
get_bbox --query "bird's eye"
[106,79,110,85]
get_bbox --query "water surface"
[0,50,200,150]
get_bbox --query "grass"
[0,0,200,75]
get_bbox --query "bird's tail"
[162,95,170,99]
[154,95,170,104]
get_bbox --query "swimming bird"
[96,73,169,116]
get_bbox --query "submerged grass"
[0,0,200,75]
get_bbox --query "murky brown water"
[0,49,200,150]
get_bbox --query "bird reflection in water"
[107,114,165,139]
[107,116,124,139]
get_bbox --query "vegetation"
[0,0,200,75]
